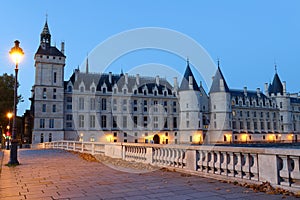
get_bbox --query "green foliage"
[0,73,22,129]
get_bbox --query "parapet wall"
[42,141,300,192]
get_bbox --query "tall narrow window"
[123,116,127,128]
[101,115,107,128]
[79,97,84,110]
[113,99,117,111]
[102,98,107,110]
[173,117,177,128]
[143,116,148,128]
[79,115,84,128]
[52,105,56,112]
[43,88,47,99]
[123,99,127,111]
[40,133,44,143]
[153,116,158,129]
[90,98,95,110]
[113,116,118,128]
[40,119,45,128]
[89,115,95,128]
[49,119,54,128]
[53,88,57,99]
[133,116,138,128]
[54,72,57,83]
[49,133,52,142]
[42,104,46,112]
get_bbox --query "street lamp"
[6,112,13,150]
[8,40,24,165]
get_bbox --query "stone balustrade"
[42,141,300,192]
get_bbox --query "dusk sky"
[0,1,299,115]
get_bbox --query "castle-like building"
[31,21,300,144]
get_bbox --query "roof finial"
[120,68,124,76]
[217,58,220,68]
[274,62,277,73]
[46,12,48,22]
[187,57,189,66]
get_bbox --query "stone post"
[186,149,197,171]
[145,147,153,164]
[258,154,279,184]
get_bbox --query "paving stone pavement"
[0,149,298,200]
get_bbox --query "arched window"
[40,133,44,143]
[49,133,52,142]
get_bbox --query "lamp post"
[8,40,24,165]
[6,112,13,150]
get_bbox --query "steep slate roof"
[179,61,200,91]
[68,72,173,95]
[230,89,267,99]
[209,67,230,93]
[268,73,283,95]
[35,46,65,57]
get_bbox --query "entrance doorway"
[153,134,160,144]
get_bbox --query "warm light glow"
[7,112,13,119]
[9,40,24,65]
[106,135,113,142]
[241,134,248,142]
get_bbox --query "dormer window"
[67,86,72,92]
[80,86,84,92]
[91,87,95,93]
[102,87,106,94]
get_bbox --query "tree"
[0,73,22,130]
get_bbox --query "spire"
[179,58,200,91]
[85,55,89,74]
[268,66,283,95]
[40,17,51,49]
[209,61,230,93]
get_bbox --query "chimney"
[283,81,286,95]
[136,74,140,85]
[125,73,128,84]
[256,88,261,97]
[173,77,178,88]
[243,86,247,96]
[155,75,159,85]
[61,42,65,54]
[109,72,112,84]
[264,83,269,96]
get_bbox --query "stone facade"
[31,21,300,144]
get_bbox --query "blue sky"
[0,1,300,115]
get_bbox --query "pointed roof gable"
[268,73,283,95]
[179,60,200,91]
[41,21,50,35]
[209,66,230,93]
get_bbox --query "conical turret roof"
[209,66,230,93]
[179,60,200,91]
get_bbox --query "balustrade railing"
[41,141,300,192]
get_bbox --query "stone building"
[31,21,300,144]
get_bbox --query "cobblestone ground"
[0,149,298,200]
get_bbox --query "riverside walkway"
[0,149,297,200]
